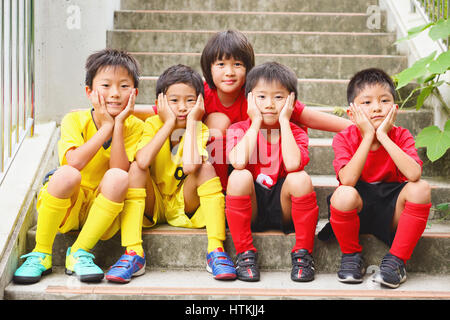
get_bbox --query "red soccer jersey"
[203,82,306,126]
[226,118,310,189]
[332,125,423,183]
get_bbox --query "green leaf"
[428,51,450,74]
[415,85,433,110]
[395,51,437,89]
[429,19,450,41]
[395,22,434,43]
[415,119,450,162]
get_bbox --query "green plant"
[393,18,450,162]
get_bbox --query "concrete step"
[136,76,416,107]
[5,268,450,300]
[107,30,398,55]
[114,10,387,33]
[24,219,450,274]
[120,0,380,14]
[131,52,407,80]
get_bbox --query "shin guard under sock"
[71,193,123,253]
[390,201,431,263]
[291,192,319,253]
[225,194,256,254]
[330,205,362,254]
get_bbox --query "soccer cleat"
[291,249,315,282]
[13,252,52,284]
[235,250,260,282]
[372,253,407,289]
[65,247,104,282]
[337,252,366,283]
[106,250,146,283]
[206,248,237,280]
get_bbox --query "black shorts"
[251,178,295,234]
[318,180,408,246]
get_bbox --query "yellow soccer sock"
[34,190,71,255]
[197,177,226,253]
[121,188,146,257]
[71,193,124,253]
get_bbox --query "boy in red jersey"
[225,62,319,282]
[318,68,431,288]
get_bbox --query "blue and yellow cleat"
[206,248,237,280]
[65,247,104,282]
[13,252,52,284]
[105,250,146,283]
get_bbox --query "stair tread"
[5,268,450,300]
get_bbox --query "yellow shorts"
[143,179,205,229]
[37,183,120,240]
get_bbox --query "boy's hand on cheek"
[350,103,375,139]
[157,93,176,127]
[116,89,136,124]
[187,94,205,122]
[376,104,397,139]
[279,92,295,123]
[91,90,114,130]
[247,92,263,125]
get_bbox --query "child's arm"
[65,91,114,170]
[298,107,352,132]
[182,94,205,174]
[136,93,175,170]
[376,105,422,182]
[110,89,136,171]
[279,93,302,171]
[228,93,262,170]
[133,104,156,121]
[338,103,375,186]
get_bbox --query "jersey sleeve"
[137,115,162,152]
[123,116,145,162]
[332,130,355,180]
[57,112,85,165]
[225,121,248,156]
[395,127,423,167]
[290,100,306,125]
[289,122,310,171]
[198,122,210,160]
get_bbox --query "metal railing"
[0,0,35,185]
[411,0,449,49]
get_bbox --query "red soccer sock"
[330,205,362,254]
[225,195,256,254]
[389,201,431,263]
[291,192,319,253]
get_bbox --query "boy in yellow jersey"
[13,49,144,284]
[122,64,236,281]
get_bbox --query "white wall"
[35,0,121,124]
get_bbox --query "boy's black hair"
[245,61,298,100]
[156,64,204,98]
[200,30,255,89]
[347,68,396,104]
[85,49,140,88]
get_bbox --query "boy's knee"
[47,165,81,197]
[284,171,313,195]
[102,168,129,195]
[227,169,253,195]
[405,179,431,204]
[330,185,361,211]
[205,112,231,138]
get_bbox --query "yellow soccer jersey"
[137,115,209,196]
[58,109,144,190]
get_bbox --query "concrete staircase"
[4,0,450,300]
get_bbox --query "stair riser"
[132,53,407,80]
[121,0,380,13]
[107,31,398,55]
[26,229,450,274]
[114,11,387,33]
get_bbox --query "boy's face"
[211,56,246,95]
[86,66,137,117]
[165,82,197,128]
[252,79,290,127]
[350,83,396,129]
